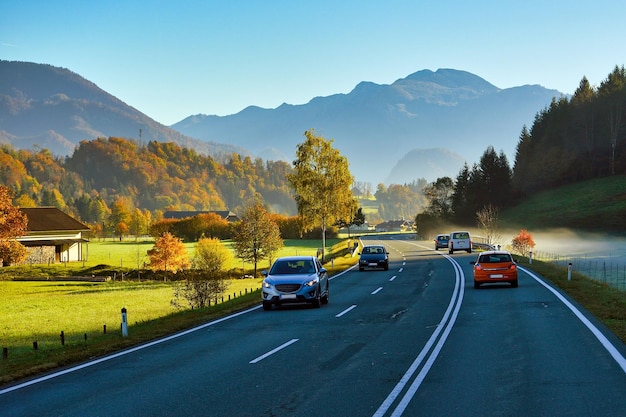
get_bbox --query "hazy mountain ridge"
[1,61,562,185]
[173,69,562,184]
[0,61,246,159]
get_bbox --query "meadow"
[0,237,357,384]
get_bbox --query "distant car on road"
[434,234,450,250]
[449,231,472,254]
[261,256,329,310]
[471,250,518,288]
[359,245,389,271]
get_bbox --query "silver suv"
[448,231,472,254]
[261,256,329,310]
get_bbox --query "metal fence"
[530,250,626,291]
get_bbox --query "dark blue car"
[358,245,389,271]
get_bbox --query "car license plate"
[490,274,503,279]
[369,263,377,267]
[280,294,296,300]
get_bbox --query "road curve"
[2,235,625,417]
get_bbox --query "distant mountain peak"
[399,68,498,92]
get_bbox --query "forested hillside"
[512,65,626,195]
[417,66,626,234]
[0,137,295,224]
[0,136,430,234]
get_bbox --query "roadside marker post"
[568,262,572,281]
[121,307,128,337]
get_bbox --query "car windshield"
[270,260,315,274]
[363,247,383,254]
[479,254,512,263]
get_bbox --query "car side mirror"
[262,270,268,276]
[319,268,327,274]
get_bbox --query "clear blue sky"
[2,0,624,125]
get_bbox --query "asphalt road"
[2,235,626,417]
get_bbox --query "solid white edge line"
[519,266,626,374]
[249,339,299,364]
[0,305,261,395]
[336,304,357,318]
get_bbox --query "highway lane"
[2,235,625,416]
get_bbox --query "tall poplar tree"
[288,130,356,260]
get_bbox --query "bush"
[511,229,535,256]
[171,270,228,309]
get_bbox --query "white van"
[448,231,472,254]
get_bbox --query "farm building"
[16,207,90,264]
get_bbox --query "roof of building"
[163,210,239,221]
[19,207,90,232]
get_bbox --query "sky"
[2,0,625,126]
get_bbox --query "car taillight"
[509,264,517,270]
[474,264,483,270]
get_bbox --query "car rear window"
[453,232,469,239]
[479,254,512,263]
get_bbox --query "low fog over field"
[491,228,626,290]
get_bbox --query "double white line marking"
[373,254,465,417]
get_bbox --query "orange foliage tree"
[0,185,28,265]
[511,229,536,257]
[147,232,190,276]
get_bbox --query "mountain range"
[0,61,247,160]
[0,61,562,185]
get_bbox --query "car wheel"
[435,246,438,251]
[449,245,454,254]
[262,301,272,311]
[359,267,364,271]
[511,280,518,288]
[474,281,481,289]
[321,284,329,305]
[384,264,389,271]
[467,249,472,253]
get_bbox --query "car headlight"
[304,279,318,287]
[262,280,271,288]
